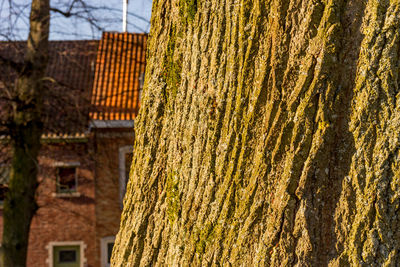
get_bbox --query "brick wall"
[0,129,134,266]
[93,128,134,266]
[31,142,96,267]
[0,141,97,267]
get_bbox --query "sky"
[0,0,153,40]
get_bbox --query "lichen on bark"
[112,0,400,266]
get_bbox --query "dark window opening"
[107,242,114,264]
[59,250,77,262]
[124,152,133,190]
[57,167,77,193]
[53,245,80,265]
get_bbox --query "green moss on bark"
[112,0,400,266]
[162,26,182,108]
[179,0,197,24]
[166,170,181,223]
[192,222,215,256]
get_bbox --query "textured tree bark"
[1,0,49,266]
[113,0,400,266]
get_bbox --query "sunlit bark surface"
[113,0,400,266]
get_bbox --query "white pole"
[123,0,128,32]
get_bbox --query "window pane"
[59,250,76,262]
[107,242,114,263]
[57,167,77,193]
[125,152,133,186]
[53,245,80,266]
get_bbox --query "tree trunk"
[2,0,49,266]
[112,0,400,266]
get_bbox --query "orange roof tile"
[0,32,147,137]
[90,32,147,121]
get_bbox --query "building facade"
[0,32,147,267]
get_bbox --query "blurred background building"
[0,32,147,267]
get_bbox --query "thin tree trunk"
[2,0,49,266]
[113,0,400,266]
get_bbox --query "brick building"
[0,32,147,267]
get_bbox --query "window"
[53,162,80,197]
[101,236,115,267]
[124,152,133,190]
[55,246,79,264]
[57,167,77,193]
[107,242,114,264]
[47,241,86,267]
[139,72,145,102]
[119,146,133,208]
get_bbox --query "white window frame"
[46,241,87,267]
[119,146,133,208]
[52,162,81,198]
[139,72,145,102]
[100,236,116,267]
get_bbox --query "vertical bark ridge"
[113,0,400,266]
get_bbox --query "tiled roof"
[0,32,147,136]
[0,40,98,135]
[44,41,98,135]
[91,32,147,121]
